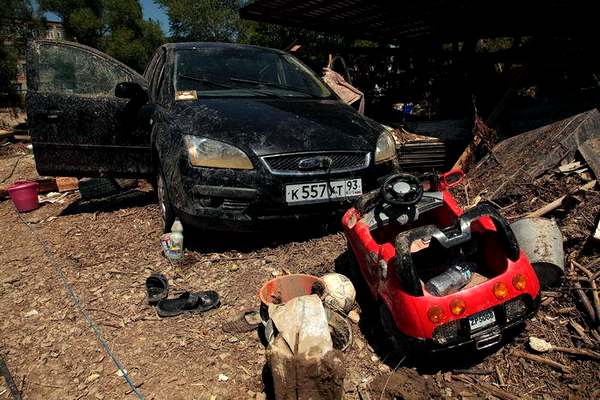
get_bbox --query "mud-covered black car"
[27,41,398,231]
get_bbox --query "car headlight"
[374,131,396,164]
[184,136,253,170]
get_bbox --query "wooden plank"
[55,177,79,192]
[578,138,600,179]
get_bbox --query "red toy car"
[342,170,541,352]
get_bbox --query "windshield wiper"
[229,77,320,98]
[177,74,232,89]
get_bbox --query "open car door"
[27,40,153,177]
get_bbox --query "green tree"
[0,0,36,104]
[101,0,164,71]
[38,0,165,72]
[38,0,104,46]
[156,0,242,42]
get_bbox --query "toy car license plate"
[469,309,496,331]
[286,179,362,204]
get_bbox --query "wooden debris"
[558,161,585,174]
[513,350,572,373]
[578,138,600,179]
[572,260,600,323]
[526,180,596,218]
[573,281,596,323]
[453,375,520,400]
[55,177,79,192]
[529,336,600,360]
[453,368,492,375]
[569,320,594,346]
[495,365,505,386]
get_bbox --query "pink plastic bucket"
[8,181,40,212]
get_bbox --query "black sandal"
[145,273,169,305]
[156,291,220,317]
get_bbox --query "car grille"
[261,152,369,174]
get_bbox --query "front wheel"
[157,168,175,233]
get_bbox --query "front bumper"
[170,155,397,231]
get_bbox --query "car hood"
[170,98,383,156]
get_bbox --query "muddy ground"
[1,145,599,399]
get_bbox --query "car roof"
[160,42,287,55]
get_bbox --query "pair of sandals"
[145,273,220,317]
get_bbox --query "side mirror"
[115,81,148,100]
[439,169,464,190]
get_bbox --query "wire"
[0,356,22,400]
[12,206,144,399]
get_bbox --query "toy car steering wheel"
[381,173,423,206]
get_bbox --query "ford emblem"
[298,156,333,170]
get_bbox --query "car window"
[37,43,137,96]
[174,47,332,98]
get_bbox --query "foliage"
[0,0,34,19]
[38,0,166,72]
[154,0,241,42]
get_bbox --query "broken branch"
[526,180,596,218]
[513,350,572,373]
[572,260,600,323]
[573,281,598,323]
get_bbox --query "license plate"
[469,309,496,331]
[285,179,362,205]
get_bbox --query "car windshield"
[174,47,332,98]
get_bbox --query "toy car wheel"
[157,167,175,233]
[379,304,409,357]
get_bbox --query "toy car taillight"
[432,320,460,345]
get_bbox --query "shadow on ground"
[60,189,156,216]
[183,217,343,254]
[61,188,346,253]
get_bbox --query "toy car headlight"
[374,131,396,164]
[184,136,253,170]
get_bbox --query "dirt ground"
[1,144,599,399]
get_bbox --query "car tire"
[157,168,175,233]
[379,303,409,358]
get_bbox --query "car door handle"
[38,110,63,121]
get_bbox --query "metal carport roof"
[240,0,594,42]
